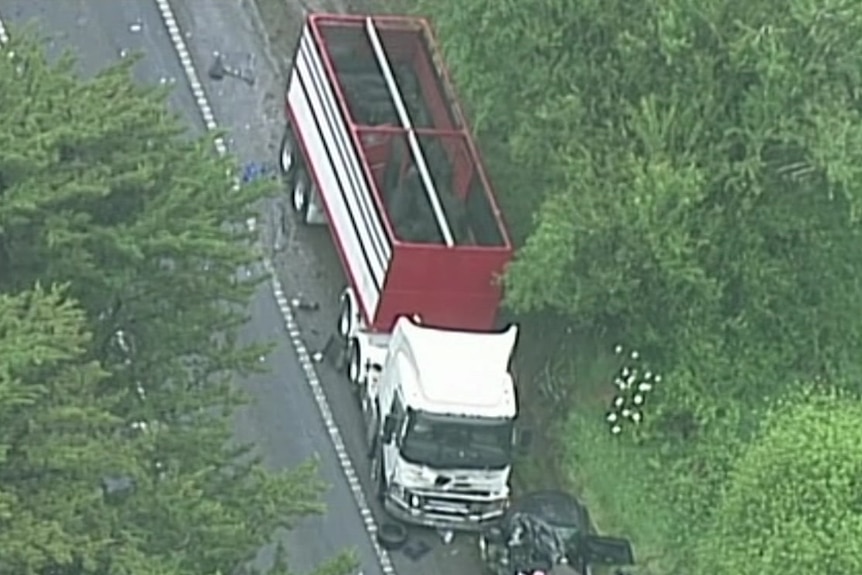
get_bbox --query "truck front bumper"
[383,491,507,532]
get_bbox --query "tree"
[417,0,862,569]
[420,0,862,390]
[696,389,862,575]
[0,33,354,574]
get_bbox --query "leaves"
[0,32,350,575]
[697,389,862,575]
[420,0,862,570]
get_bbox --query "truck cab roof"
[391,317,518,418]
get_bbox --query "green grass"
[521,341,683,575]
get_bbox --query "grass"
[511,330,681,575]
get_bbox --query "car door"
[581,534,635,566]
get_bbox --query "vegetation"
[0,35,353,575]
[411,0,862,572]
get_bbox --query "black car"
[478,491,634,575]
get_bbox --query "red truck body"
[285,14,513,333]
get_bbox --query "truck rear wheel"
[291,169,310,222]
[279,128,296,180]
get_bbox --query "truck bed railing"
[363,18,454,247]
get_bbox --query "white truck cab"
[347,310,518,530]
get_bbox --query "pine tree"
[0,33,354,575]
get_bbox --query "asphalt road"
[0,1,482,574]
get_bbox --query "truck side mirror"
[382,415,398,443]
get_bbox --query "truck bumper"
[383,494,506,532]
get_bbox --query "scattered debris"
[241,161,272,183]
[119,48,129,59]
[258,355,266,363]
[438,529,454,545]
[291,296,319,311]
[312,352,324,363]
[606,344,660,435]
[129,20,143,33]
[208,51,255,86]
[401,539,432,561]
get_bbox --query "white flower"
[644,371,652,380]
[606,412,618,423]
[633,394,644,405]
[631,350,640,360]
[654,375,662,383]
[613,396,625,408]
[621,367,630,377]
[638,382,653,392]
[614,345,623,354]
[631,411,643,423]
[611,425,622,435]
[621,408,632,417]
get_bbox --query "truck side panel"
[288,23,392,321]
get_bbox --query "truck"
[278,12,519,531]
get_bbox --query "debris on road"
[438,529,454,545]
[208,51,255,86]
[129,20,142,33]
[291,296,319,311]
[240,161,273,183]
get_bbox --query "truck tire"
[376,522,407,551]
[337,294,354,340]
[279,128,296,181]
[346,337,361,384]
[373,449,387,503]
[291,168,310,223]
[363,399,379,455]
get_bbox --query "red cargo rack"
[288,14,513,332]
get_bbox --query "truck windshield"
[400,410,513,470]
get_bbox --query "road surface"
[0,1,482,574]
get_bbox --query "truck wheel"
[373,449,386,503]
[363,399,379,455]
[376,522,407,551]
[291,169,310,222]
[279,129,296,180]
[337,294,354,339]
[346,338,361,384]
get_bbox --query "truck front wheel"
[346,337,361,385]
[337,292,355,340]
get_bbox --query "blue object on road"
[241,161,271,183]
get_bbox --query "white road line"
[151,1,397,574]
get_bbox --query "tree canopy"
[697,389,862,575]
[0,33,352,575]
[415,0,862,571]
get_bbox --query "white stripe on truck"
[364,17,454,247]
[289,23,392,319]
